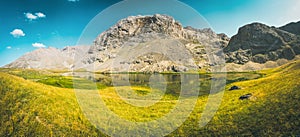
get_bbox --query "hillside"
[0,71,104,136]
[4,46,90,70]
[224,22,300,64]
[279,21,300,35]
[1,61,300,136]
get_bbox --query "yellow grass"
[0,61,300,136]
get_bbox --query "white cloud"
[32,43,46,48]
[25,12,46,20]
[10,29,25,38]
[6,46,12,49]
[68,0,79,2]
[25,13,38,20]
[35,12,46,18]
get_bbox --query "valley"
[0,60,300,136]
[1,14,300,136]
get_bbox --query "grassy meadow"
[0,61,300,136]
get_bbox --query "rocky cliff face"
[79,14,226,72]
[224,22,300,64]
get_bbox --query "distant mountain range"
[5,46,90,70]
[4,14,300,72]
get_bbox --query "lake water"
[64,72,262,96]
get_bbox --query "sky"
[1,0,300,66]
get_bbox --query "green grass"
[37,76,106,90]
[226,71,263,84]
[0,72,105,136]
[7,69,56,80]
[37,76,74,88]
[2,69,106,90]
[0,61,300,136]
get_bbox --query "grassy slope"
[0,61,300,136]
[0,73,104,136]
[173,61,300,136]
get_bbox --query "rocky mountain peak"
[225,22,300,64]
[79,14,229,72]
[91,14,184,52]
[91,14,226,52]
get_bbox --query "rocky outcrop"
[91,14,183,52]
[224,23,300,64]
[80,14,227,72]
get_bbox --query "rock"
[292,45,300,55]
[252,54,267,63]
[239,93,252,100]
[282,46,296,60]
[229,85,240,91]
[267,51,279,61]
[225,49,252,64]
[171,65,188,72]
[218,33,230,41]
[217,33,230,48]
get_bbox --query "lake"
[64,72,262,97]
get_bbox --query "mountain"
[5,14,229,72]
[5,14,300,72]
[74,14,227,72]
[224,22,300,65]
[279,21,300,35]
[5,14,228,72]
[5,46,90,70]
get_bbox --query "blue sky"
[1,0,300,66]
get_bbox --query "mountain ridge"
[4,46,90,70]
[279,21,300,35]
[4,14,300,72]
[224,22,300,65]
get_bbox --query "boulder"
[239,93,252,100]
[171,65,188,72]
[252,54,267,63]
[229,85,241,91]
